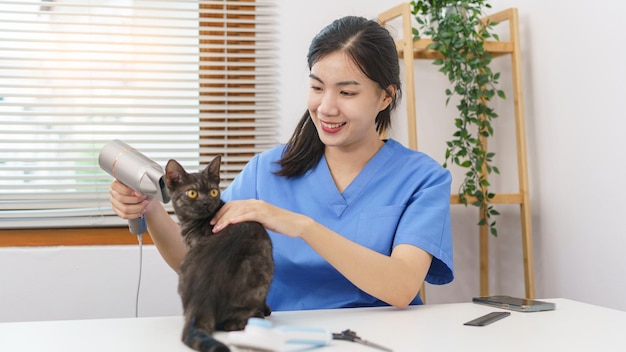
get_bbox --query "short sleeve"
[221,153,261,202]
[393,163,454,285]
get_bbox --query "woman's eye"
[341,90,356,96]
[186,190,198,199]
[209,189,219,198]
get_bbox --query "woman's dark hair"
[275,16,402,177]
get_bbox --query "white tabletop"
[0,298,624,351]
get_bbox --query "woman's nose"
[317,93,339,117]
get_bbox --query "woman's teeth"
[322,121,346,129]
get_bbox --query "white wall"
[1,0,625,322]
[0,245,182,322]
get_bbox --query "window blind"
[0,0,278,229]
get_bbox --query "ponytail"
[274,110,324,177]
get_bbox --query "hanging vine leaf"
[411,0,505,237]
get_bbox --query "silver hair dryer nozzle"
[98,139,170,234]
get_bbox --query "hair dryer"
[98,139,171,234]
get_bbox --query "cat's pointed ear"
[203,155,221,182]
[165,159,188,189]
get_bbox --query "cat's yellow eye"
[209,189,219,198]
[186,190,198,199]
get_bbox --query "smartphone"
[472,295,556,312]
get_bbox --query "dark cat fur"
[165,156,274,352]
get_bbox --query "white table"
[0,298,624,351]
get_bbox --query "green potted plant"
[410,0,505,236]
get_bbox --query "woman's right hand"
[108,180,151,220]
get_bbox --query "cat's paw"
[252,304,271,318]
[221,320,247,331]
[262,304,272,317]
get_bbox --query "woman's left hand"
[210,199,312,237]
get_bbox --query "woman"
[110,16,454,311]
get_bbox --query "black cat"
[165,156,274,352]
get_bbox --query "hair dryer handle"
[128,216,147,235]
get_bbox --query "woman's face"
[307,51,391,152]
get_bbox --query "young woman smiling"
[109,16,454,311]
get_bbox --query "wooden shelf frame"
[378,4,535,299]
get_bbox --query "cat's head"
[164,156,223,221]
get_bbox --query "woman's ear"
[380,85,396,111]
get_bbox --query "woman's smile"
[320,120,347,133]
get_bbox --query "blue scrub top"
[222,139,454,311]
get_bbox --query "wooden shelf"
[379,3,535,300]
[397,39,514,59]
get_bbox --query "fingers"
[210,202,237,232]
[110,180,142,197]
[211,200,259,233]
[109,180,148,219]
